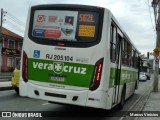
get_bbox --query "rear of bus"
[19,4,108,109]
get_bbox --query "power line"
[1,8,24,37]
[5,20,25,33]
[3,11,26,35]
[5,14,25,28]
[5,20,24,32]
[7,11,25,25]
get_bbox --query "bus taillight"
[22,51,28,82]
[90,58,104,91]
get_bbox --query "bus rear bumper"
[19,81,110,109]
[19,81,89,107]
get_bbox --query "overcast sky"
[0,0,156,56]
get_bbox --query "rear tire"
[117,86,125,110]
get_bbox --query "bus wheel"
[117,86,125,110]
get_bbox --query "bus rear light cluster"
[96,63,102,81]
[89,58,104,91]
[22,51,28,82]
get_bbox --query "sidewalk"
[0,72,13,91]
[137,76,160,120]
[0,81,13,91]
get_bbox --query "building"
[0,27,23,72]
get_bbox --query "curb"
[133,87,152,120]
[0,81,14,91]
[0,86,14,91]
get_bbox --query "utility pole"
[0,8,6,72]
[152,0,160,92]
[0,8,3,41]
[0,8,3,72]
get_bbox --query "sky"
[0,0,156,56]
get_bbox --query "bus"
[19,4,140,110]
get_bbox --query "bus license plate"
[50,75,65,82]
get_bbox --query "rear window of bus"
[28,5,104,47]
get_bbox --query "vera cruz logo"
[32,61,87,75]
[53,62,64,74]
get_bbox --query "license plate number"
[50,75,65,82]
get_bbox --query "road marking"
[42,102,50,105]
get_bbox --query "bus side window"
[132,50,138,68]
[122,38,127,65]
[122,38,132,66]
[131,49,135,67]
[110,24,117,62]
[135,52,139,68]
[127,42,132,66]
[122,39,124,65]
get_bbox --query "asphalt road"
[0,79,153,120]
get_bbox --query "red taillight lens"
[57,42,65,46]
[22,51,28,82]
[90,58,104,91]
